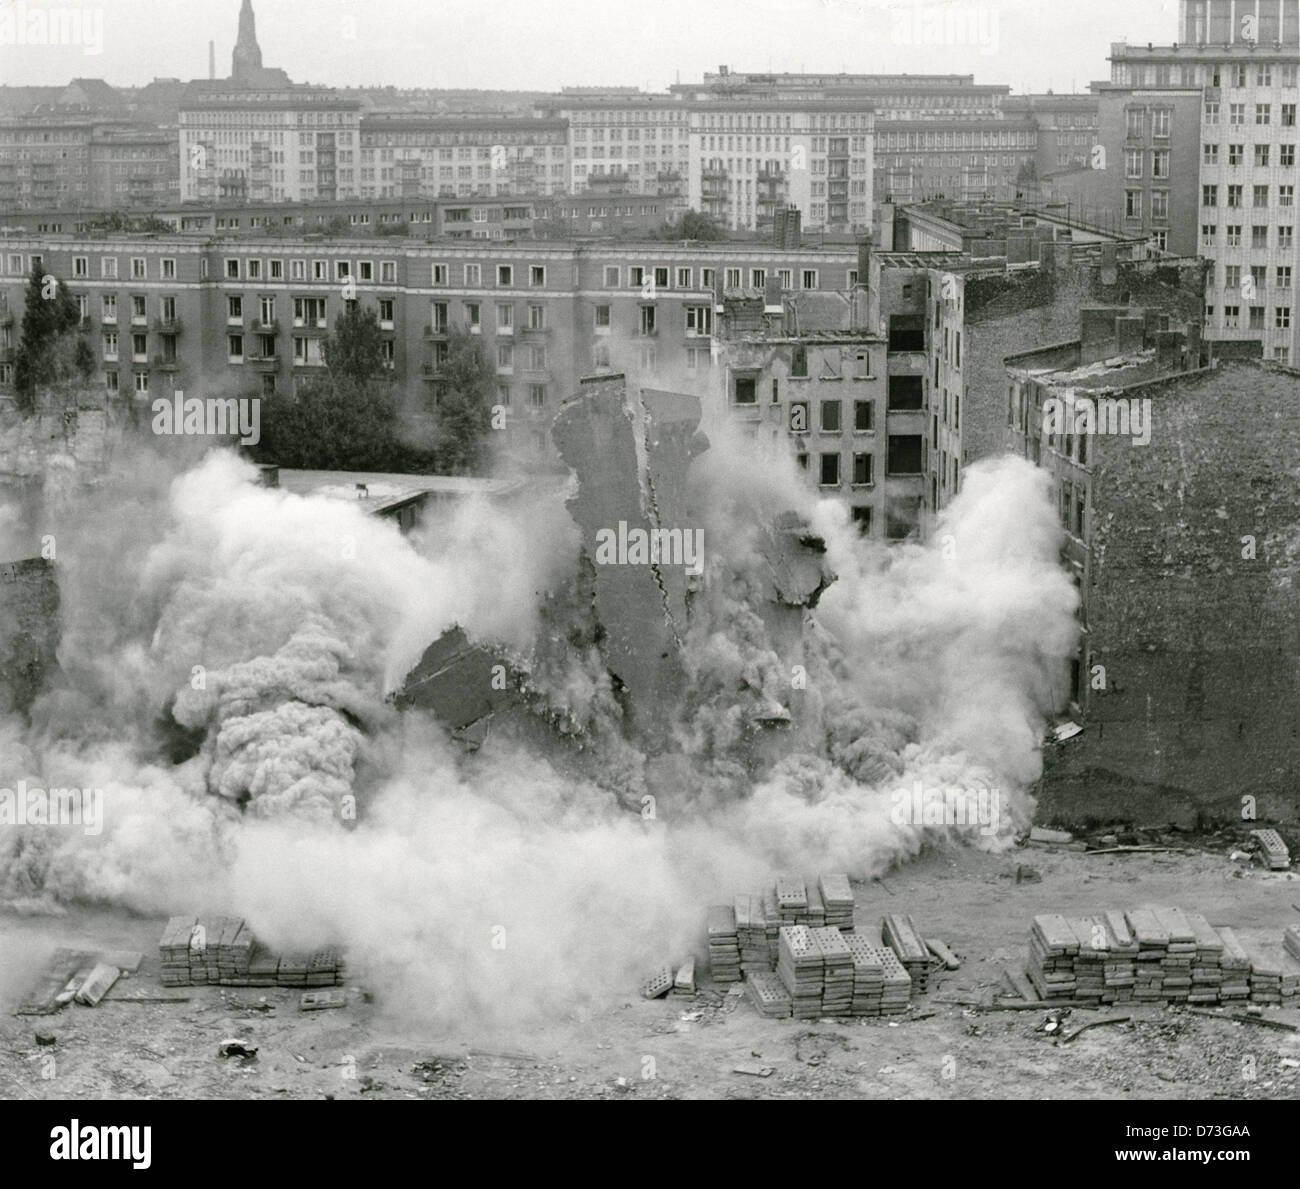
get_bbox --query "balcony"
[151,316,184,334]
[249,354,280,370]
[151,354,179,372]
[250,318,279,334]
[424,324,450,339]
[520,323,551,336]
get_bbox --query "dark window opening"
[887,434,923,475]
[888,375,924,411]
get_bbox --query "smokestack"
[209,40,215,80]
[856,234,872,289]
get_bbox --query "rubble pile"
[1026,908,1299,1007]
[159,916,345,989]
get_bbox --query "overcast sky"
[0,0,1181,94]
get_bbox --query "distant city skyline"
[0,0,1177,94]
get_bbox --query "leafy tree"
[652,210,725,241]
[323,304,387,385]
[430,324,494,474]
[13,264,93,413]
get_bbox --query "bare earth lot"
[2,845,1298,1100]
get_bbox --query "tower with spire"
[231,0,265,85]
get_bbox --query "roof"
[276,469,525,515]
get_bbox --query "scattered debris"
[1015,865,1041,884]
[1059,1015,1131,1044]
[299,989,347,1012]
[15,949,94,1016]
[1084,846,1182,856]
[641,965,673,1000]
[34,1030,57,1047]
[217,1039,258,1059]
[926,938,961,971]
[1028,827,1074,846]
[732,1063,774,1077]
[1251,829,1291,871]
[670,956,696,998]
[73,963,120,1007]
[1184,1008,1300,1033]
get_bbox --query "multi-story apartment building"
[178,82,362,204]
[0,235,880,459]
[1108,0,1300,360]
[533,92,691,204]
[1013,93,1102,181]
[357,115,569,200]
[706,247,963,539]
[87,126,179,208]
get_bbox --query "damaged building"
[1007,313,1300,827]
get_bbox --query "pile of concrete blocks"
[735,895,772,976]
[1026,908,1298,1007]
[1027,914,1080,1002]
[1214,927,1252,1001]
[777,924,825,1019]
[843,933,910,1016]
[882,915,931,993]
[158,916,345,989]
[706,904,742,983]
[1251,829,1291,871]
[812,926,853,1014]
[669,957,696,999]
[819,874,856,931]
[746,971,793,1018]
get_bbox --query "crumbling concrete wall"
[965,257,1209,464]
[552,377,692,742]
[1038,363,1300,829]
[0,557,60,718]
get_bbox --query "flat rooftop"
[276,469,525,515]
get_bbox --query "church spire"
[231,0,264,85]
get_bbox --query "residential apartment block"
[1107,0,1300,360]
[0,233,961,538]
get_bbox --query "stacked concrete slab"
[777,925,825,1019]
[811,926,853,1014]
[882,914,930,993]
[735,894,773,976]
[1251,829,1291,871]
[1027,914,1079,1002]
[707,904,742,983]
[1214,927,1252,1001]
[158,916,344,988]
[746,970,793,1018]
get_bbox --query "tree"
[652,210,725,241]
[13,264,93,413]
[254,305,400,470]
[430,325,494,474]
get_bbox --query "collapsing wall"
[0,557,60,718]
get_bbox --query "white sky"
[0,0,1180,94]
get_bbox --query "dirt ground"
[2,843,1298,1100]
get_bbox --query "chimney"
[209,40,215,80]
[856,235,872,289]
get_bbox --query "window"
[1282,186,1295,207]
[819,453,841,487]
[1253,225,1270,250]
[1201,224,1216,250]
[228,334,244,362]
[888,375,924,410]
[604,265,620,287]
[465,302,480,330]
[639,306,656,335]
[733,375,757,405]
[228,296,243,322]
[1125,148,1143,178]
[724,267,741,288]
[530,265,546,287]
[1285,104,1298,129]
[1255,144,1271,167]
[1203,143,1218,165]
[1256,105,1272,126]
[529,384,546,409]
[379,299,395,326]
[1204,101,1219,125]
[131,295,147,322]
[802,269,818,289]
[654,267,669,289]
[1279,266,1292,288]
[854,399,874,432]
[1277,307,1291,330]
[1152,108,1171,138]
[101,256,118,279]
[1230,103,1246,125]
[1151,191,1169,220]
[247,260,261,280]
[821,399,841,432]
[497,343,514,370]
[1125,109,1144,139]
[851,506,872,536]
[134,372,148,395]
[104,371,117,392]
[497,383,511,408]
[269,260,284,280]
[73,256,88,278]
[685,305,712,335]
[1125,190,1143,218]
[1227,184,1243,208]
[101,294,117,322]
[102,332,118,361]
[259,297,275,325]
[1282,226,1295,249]
[381,261,396,283]
[887,435,923,475]
[852,453,873,486]
[751,268,766,289]
[1285,145,1297,167]
[1226,225,1242,247]
[313,260,328,281]
[1250,306,1266,330]
[528,344,546,370]
[594,304,611,330]
[1224,306,1240,328]
[225,258,240,280]
[496,303,514,330]
[1202,184,1218,207]
[701,268,715,289]
[464,263,481,285]
[433,263,449,285]
[676,267,692,288]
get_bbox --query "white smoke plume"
[0,425,1077,1031]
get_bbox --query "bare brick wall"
[965,258,1209,464]
[0,557,60,718]
[1038,363,1300,828]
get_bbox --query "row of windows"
[1202,224,1296,249]
[1204,304,1292,329]
[1204,102,1300,126]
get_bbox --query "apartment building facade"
[178,82,362,204]
[357,115,569,200]
[1108,1,1300,360]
